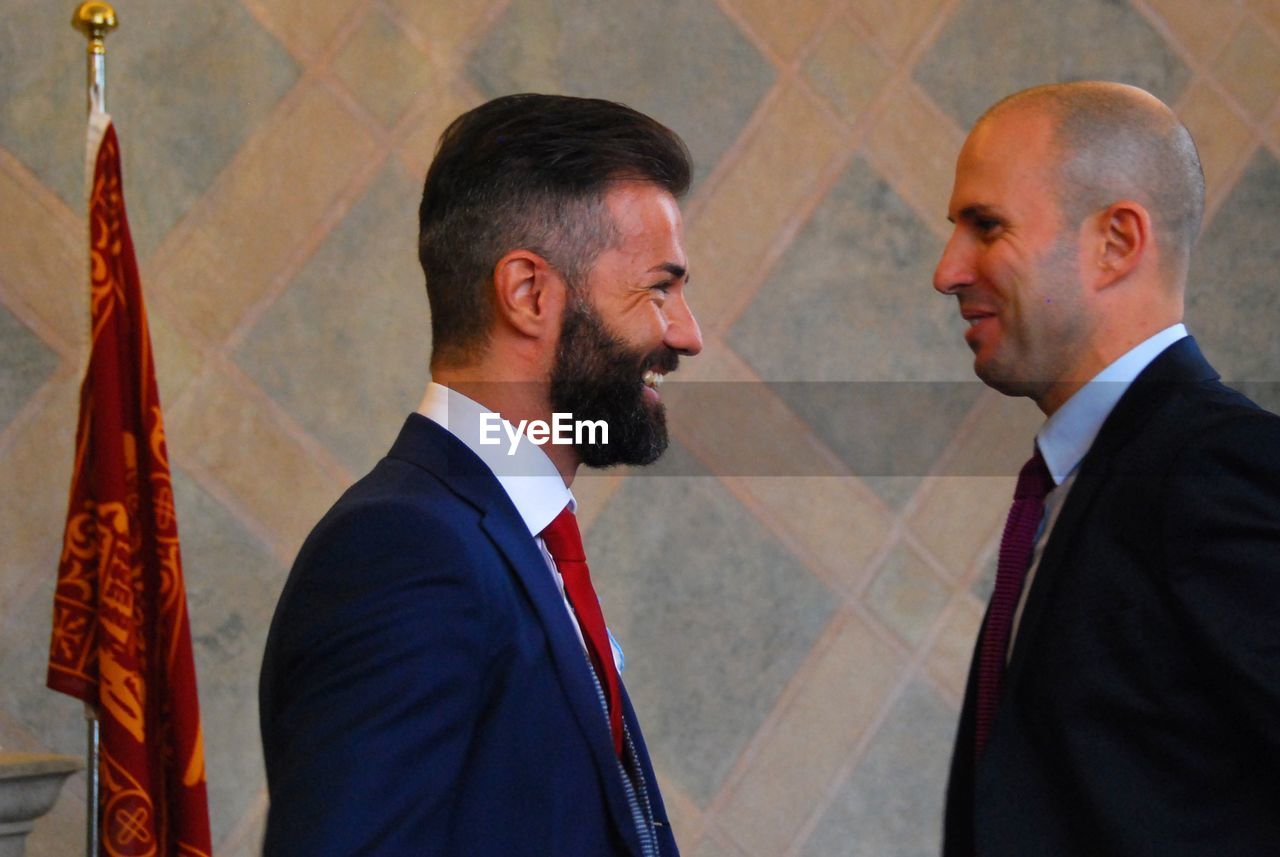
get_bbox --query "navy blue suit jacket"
[944,338,1280,856]
[259,414,678,855]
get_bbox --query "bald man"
[934,82,1280,856]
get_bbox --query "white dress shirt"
[418,382,624,671]
[1008,323,1188,653]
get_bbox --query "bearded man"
[259,94,701,857]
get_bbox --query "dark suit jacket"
[944,338,1280,857]
[259,414,678,856]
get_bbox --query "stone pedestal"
[0,753,82,857]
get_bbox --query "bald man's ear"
[491,249,566,339]
[1091,200,1151,289]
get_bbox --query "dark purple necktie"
[974,447,1053,760]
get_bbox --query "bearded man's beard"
[550,298,679,467]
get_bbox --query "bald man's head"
[978,82,1205,283]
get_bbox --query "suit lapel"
[388,414,647,856]
[1003,337,1219,686]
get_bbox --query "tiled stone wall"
[2,2,1277,855]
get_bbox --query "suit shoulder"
[1164,382,1280,460]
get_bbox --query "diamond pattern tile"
[1187,149,1280,385]
[727,0,829,60]
[800,681,955,857]
[173,469,283,845]
[719,615,906,857]
[113,0,299,256]
[0,0,301,257]
[333,8,432,128]
[728,157,976,504]
[0,303,59,435]
[0,7,83,217]
[5,2,1279,853]
[1178,80,1255,198]
[0,146,85,352]
[388,0,501,57]
[915,0,1192,129]
[864,543,951,647]
[1213,20,1280,121]
[683,85,844,330]
[152,83,378,343]
[395,80,481,180]
[803,15,894,125]
[165,368,348,560]
[466,0,776,184]
[854,0,949,60]
[1251,0,1280,35]
[586,472,835,806]
[1147,0,1244,63]
[729,157,961,382]
[0,580,86,766]
[925,597,984,700]
[235,160,429,475]
[0,374,77,620]
[254,0,366,59]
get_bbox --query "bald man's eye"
[974,216,1003,238]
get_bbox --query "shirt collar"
[418,382,575,537]
[1037,324,1187,485]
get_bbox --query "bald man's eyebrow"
[650,262,688,280]
[956,204,1003,224]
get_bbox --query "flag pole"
[73,2,116,114]
[70,8,116,856]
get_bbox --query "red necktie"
[974,448,1053,760]
[540,507,624,756]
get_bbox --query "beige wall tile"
[665,380,846,478]
[0,374,77,609]
[153,85,378,343]
[804,14,893,124]
[1148,0,1244,63]
[936,390,1044,478]
[166,368,348,560]
[864,542,951,647]
[0,163,85,353]
[719,613,906,857]
[906,390,1038,578]
[4,2,1276,851]
[693,831,749,857]
[925,596,984,700]
[148,308,207,410]
[396,82,481,180]
[724,0,828,60]
[654,770,702,848]
[252,0,365,59]
[855,0,949,59]
[1248,0,1280,38]
[388,0,500,55]
[908,476,1012,578]
[863,82,965,238]
[333,9,433,128]
[736,477,893,590]
[1178,80,1255,201]
[685,86,844,331]
[1213,19,1280,120]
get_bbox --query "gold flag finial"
[72,3,117,114]
[73,2,117,53]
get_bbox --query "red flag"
[47,114,212,857]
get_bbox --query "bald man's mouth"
[960,308,997,348]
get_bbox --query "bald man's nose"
[933,231,973,295]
